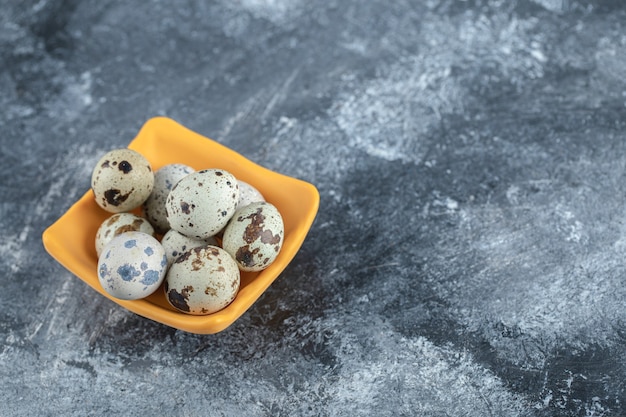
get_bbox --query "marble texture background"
[2,0,626,415]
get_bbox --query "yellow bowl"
[42,117,319,334]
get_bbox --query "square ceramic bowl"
[42,117,319,334]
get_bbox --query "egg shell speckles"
[165,169,239,239]
[165,245,240,315]
[237,180,265,210]
[142,163,195,234]
[98,231,168,300]
[91,148,154,213]
[161,229,218,267]
[222,201,284,272]
[95,213,156,257]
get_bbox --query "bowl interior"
[42,117,319,334]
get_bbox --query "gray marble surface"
[2,0,626,416]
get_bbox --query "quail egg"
[237,180,265,209]
[161,228,218,267]
[142,163,195,234]
[222,201,284,272]
[166,169,239,239]
[165,245,240,315]
[95,212,156,256]
[97,231,168,300]
[91,148,154,213]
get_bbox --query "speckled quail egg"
[237,180,265,209]
[142,163,195,234]
[166,169,239,239]
[161,228,218,267]
[97,231,168,300]
[91,149,154,213]
[165,245,240,315]
[95,213,156,256]
[222,201,284,272]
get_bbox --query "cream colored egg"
[222,201,284,272]
[165,169,239,239]
[161,229,218,267]
[142,163,195,234]
[95,213,156,256]
[164,245,240,315]
[91,148,154,213]
[98,232,168,300]
[236,180,265,210]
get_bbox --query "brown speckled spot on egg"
[114,219,148,236]
[167,286,193,312]
[101,160,110,168]
[118,160,132,173]
[215,171,223,176]
[239,207,281,245]
[104,188,132,206]
[175,251,192,263]
[260,229,280,245]
[205,287,217,297]
[114,225,134,235]
[192,257,203,271]
[181,201,190,214]
[236,245,260,267]
[241,208,264,242]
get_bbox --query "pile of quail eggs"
[91,148,284,315]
